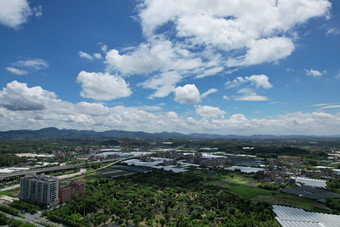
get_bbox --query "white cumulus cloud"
[226,74,272,89]
[246,75,273,89]
[0,81,340,135]
[174,84,201,104]
[227,37,295,67]
[0,81,57,111]
[174,85,217,104]
[195,105,225,118]
[76,71,132,101]
[99,0,331,99]
[0,0,41,29]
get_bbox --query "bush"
[257,183,283,191]
[0,212,9,225]
[9,200,39,214]
[0,205,19,216]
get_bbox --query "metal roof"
[281,186,340,202]
[224,166,264,173]
[273,205,340,227]
[113,165,149,173]
[294,177,327,188]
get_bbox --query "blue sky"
[0,0,340,135]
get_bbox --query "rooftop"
[225,166,264,173]
[281,186,340,203]
[273,205,340,227]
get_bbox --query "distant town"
[1,128,340,226]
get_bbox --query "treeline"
[326,199,340,214]
[253,146,310,156]
[44,170,279,226]
[0,154,27,167]
[327,179,340,193]
[326,179,340,214]
[9,200,39,214]
[257,183,285,191]
[0,212,35,227]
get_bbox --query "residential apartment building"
[59,180,86,204]
[19,173,59,208]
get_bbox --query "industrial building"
[292,177,327,188]
[281,186,340,203]
[224,166,264,173]
[273,205,340,227]
[59,180,86,204]
[113,165,149,173]
[19,173,59,208]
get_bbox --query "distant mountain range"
[0,127,339,140]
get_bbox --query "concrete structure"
[59,180,86,204]
[19,174,59,208]
[0,167,30,174]
[123,158,189,173]
[15,153,55,158]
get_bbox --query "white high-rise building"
[20,173,59,208]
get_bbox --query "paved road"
[0,200,63,227]
[0,163,86,179]
[0,168,86,192]
[56,168,86,180]
[0,183,19,192]
[0,154,152,181]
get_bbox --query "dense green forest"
[0,154,27,168]
[44,170,279,226]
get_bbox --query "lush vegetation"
[0,212,8,225]
[325,179,340,214]
[9,200,39,214]
[257,183,284,191]
[0,212,36,227]
[0,154,27,167]
[326,199,340,214]
[327,179,340,193]
[44,170,279,226]
[205,171,320,211]
[0,204,20,216]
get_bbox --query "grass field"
[228,185,273,200]
[0,189,19,197]
[205,172,323,212]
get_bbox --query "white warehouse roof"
[293,177,327,188]
[273,205,340,227]
[224,166,264,173]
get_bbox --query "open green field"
[0,188,19,197]
[228,185,273,200]
[251,190,315,210]
[205,172,324,212]
[206,173,259,187]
